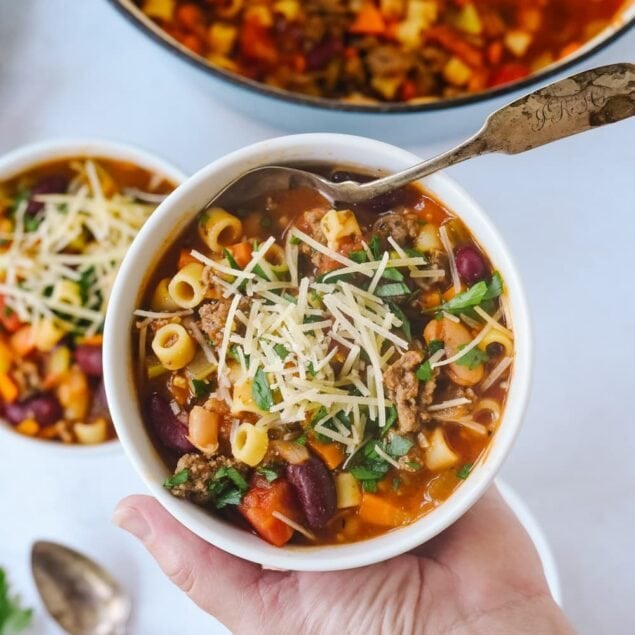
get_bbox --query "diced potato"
[370,75,403,101]
[74,419,108,445]
[57,367,90,420]
[142,0,175,21]
[504,30,533,58]
[33,319,64,353]
[443,57,473,87]
[415,223,442,252]
[425,427,459,471]
[273,0,300,21]
[208,23,238,56]
[244,5,273,27]
[231,378,266,415]
[336,473,362,509]
[455,4,482,35]
[407,0,438,23]
[52,280,81,306]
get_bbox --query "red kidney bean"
[74,345,103,377]
[306,38,342,71]
[26,174,69,215]
[285,455,336,528]
[5,392,63,426]
[147,393,195,455]
[455,245,487,283]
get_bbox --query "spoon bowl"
[31,541,131,635]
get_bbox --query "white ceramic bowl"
[105,133,532,571]
[0,139,187,457]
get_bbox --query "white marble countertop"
[0,2,633,633]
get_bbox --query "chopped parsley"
[456,346,489,369]
[294,433,307,446]
[375,282,410,298]
[23,215,42,233]
[406,461,422,471]
[388,302,411,342]
[428,339,444,355]
[163,469,189,489]
[349,249,368,264]
[440,273,504,314]
[416,360,432,381]
[252,367,274,411]
[257,466,279,483]
[387,435,413,457]
[457,464,473,480]
[273,343,290,360]
[289,235,301,245]
[223,248,241,271]
[381,267,404,282]
[369,235,382,260]
[192,379,211,400]
[209,466,248,509]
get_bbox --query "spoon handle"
[355,63,635,199]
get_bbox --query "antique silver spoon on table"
[31,541,130,635]
[210,62,635,209]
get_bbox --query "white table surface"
[0,2,633,634]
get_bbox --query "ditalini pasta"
[134,166,514,547]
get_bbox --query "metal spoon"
[210,62,635,209]
[31,541,131,635]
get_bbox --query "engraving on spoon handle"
[484,63,635,154]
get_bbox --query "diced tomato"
[0,297,22,333]
[349,4,386,36]
[239,477,300,547]
[488,63,529,88]
[399,80,417,101]
[240,19,277,64]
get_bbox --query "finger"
[113,495,263,627]
[412,486,549,596]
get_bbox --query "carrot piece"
[0,297,22,333]
[175,3,206,34]
[308,437,345,470]
[349,3,386,35]
[178,249,199,269]
[422,290,441,309]
[0,372,18,403]
[239,478,299,547]
[488,62,529,88]
[425,26,484,68]
[487,41,503,65]
[442,284,465,302]
[399,79,417,101]
[226,242,253,269]
[10,325,35,357]
[16,418,39,436]
[559,42,580,59]
[359,493,407,527]
[78,334,103,346]
[240,19,277,63]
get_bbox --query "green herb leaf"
[192,379,211,400]
[273,344,290,360]
[290,235,301,246]
[388,302,411,342]
[252,367,274,411]
[381,267,404,282]
[483,272,503,300]
[455,345,489,369]
[257,466,279,482]
[361,479,377,493]
[441,281,488,313]
[24,215,42,232]
[0,568,33,634]
[214,466,248,491]
[307,362,316,378]
[350,466,386,481]
[214,489,243,508]
[223,248,241,271]
[349,250,368,264]
[375,282,410,298]
[406,461,421,470]
[294,433,307,446]
[387,435,413,457]
[163,469,189,489]
[380,405,398,437]
[78,266,96,305]
[457,463,473,480]
[416,360,432,381]
[428,339,444,355]
[369,235,382,260]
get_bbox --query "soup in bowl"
[0,140,184,450]
[104,134,530,570]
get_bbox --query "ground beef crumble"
[170,453,245,505]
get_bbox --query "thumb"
[113,495,263,628]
